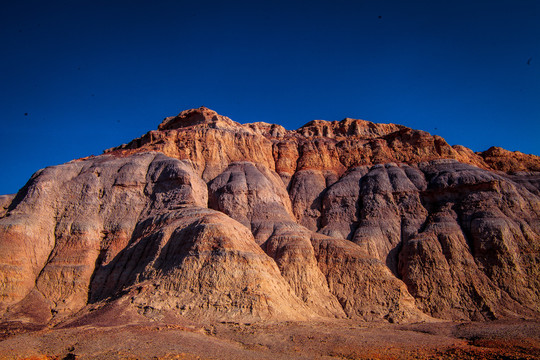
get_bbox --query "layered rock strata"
[1,107,539,325]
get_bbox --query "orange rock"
[1,108,539,325]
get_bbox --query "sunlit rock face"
[1,107,539,325]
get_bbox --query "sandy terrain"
[1,318,539,359]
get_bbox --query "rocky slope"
[0,107,539,327]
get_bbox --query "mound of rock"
[1,107,538,326]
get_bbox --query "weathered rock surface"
[1,107,539,326]
[0,195,14,218]
[479,146,540,173]
[0,153,313,324]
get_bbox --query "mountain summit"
[0,108,539,328]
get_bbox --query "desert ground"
[1,317,539,359]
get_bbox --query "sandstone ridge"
[1,107,539,328]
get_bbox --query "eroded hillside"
[1,107,539,328]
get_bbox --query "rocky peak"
[107,108,540,176]
[157,106,239,131]
[479,146,540,173]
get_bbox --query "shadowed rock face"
[1,107,539,325]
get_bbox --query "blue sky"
[1,0,539,195]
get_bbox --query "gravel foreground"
[0,319,539,359]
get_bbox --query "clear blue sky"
[1,0,539,195]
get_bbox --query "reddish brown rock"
[1,107,539,327]
[0,153,311,324]
[208,162,345,318]
[480,146,540,173]
[0,194,14,218]
[400,160,540,320]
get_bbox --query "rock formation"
[1,107,539,326]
